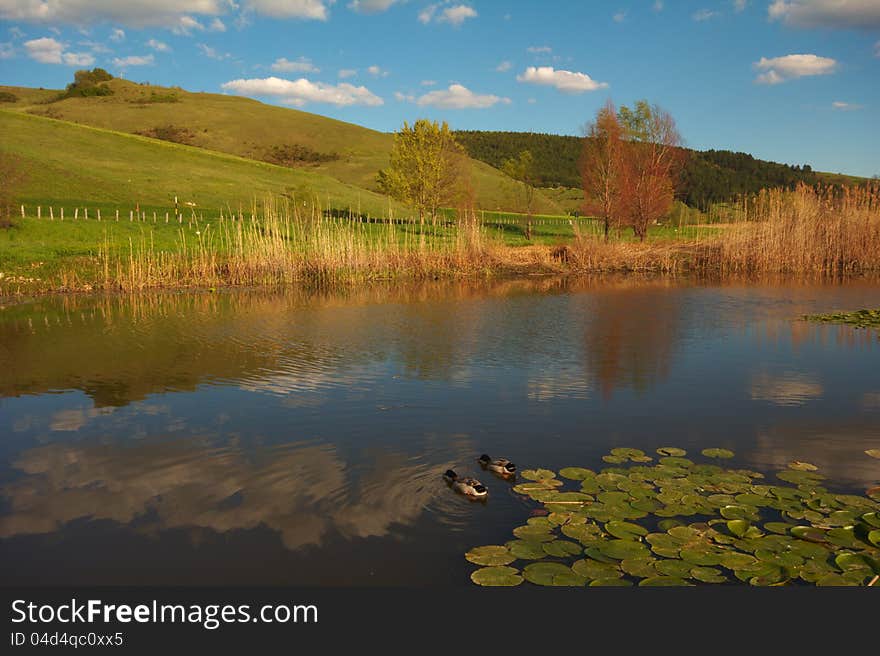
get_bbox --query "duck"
[478,454,517,477]
[443,470,488,499]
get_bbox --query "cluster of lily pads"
[465,447,880,587]
[804,309,880,330]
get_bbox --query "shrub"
[0,91,18,103]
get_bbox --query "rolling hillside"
[0,79,563,215]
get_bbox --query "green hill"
[453,130,866,211]
[0,78,562,215]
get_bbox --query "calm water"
[1,277,879,586]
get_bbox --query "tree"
[617,101,683,241]
[377,119,469,224]
[581,100,624,241]
[502,150,537,239]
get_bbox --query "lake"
[1,276,878,586]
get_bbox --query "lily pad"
[701,448,735,459]
[471,566,523,587]
[605,521,649,541]
[465,545,515,566]
[523,562,586,587]
[690,566,727,583]
[719,552,758,570]
[513,525,556,542]
[543,540,584,558]
[561,523,604,544]
[590,577,633,586]
[621,558,659,578]
[597,539,651,560]
[788,461,819,472]
[521,469,557,481]
[726,519,752,538]
[790,526,826,542]
[559,467,595,480]
[657,447,687,457]
[654,559,693,578]
[507,540,549,560]
[572,558,623,580]
[639,576,691,586]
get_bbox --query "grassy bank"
[1,185,879,296]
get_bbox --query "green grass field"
[1,79,564,215]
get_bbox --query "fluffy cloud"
[110,28,125,42]
[23,36,93,65]
[754,53,837,84]
[419,3,477,26]
[693,9,717,21]
[197,43,233,60]
[769,0,880,29]
[146,38,170,52]
[495,60,512,72]
[112,54,154,67]
[526,45,552,54]
[0,1,332,28]
[734,0,748,11]
[271,56,319,73]
[413,83,510,109]
[243,0,331,20]
[338,68,357,78]
[366,64,388,77]
[0,41,14,58]
[222,76,384,107]
[348,0,401,13]
[516,66,608,93]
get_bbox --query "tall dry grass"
[103,198,497,291]
[711,184,880,275]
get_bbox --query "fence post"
[74,208,79,220]
[97,209,101,221]
[61,207,64,221]
[84,208,88,220]
[153,211,156,223]
[50,207,54,220]
[37,206,41,219]
[130,210,134,221]
[116,209,119,221]
[165,212,169,223]
[21,205,25,218]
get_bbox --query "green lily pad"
[777,470,825,486]
[726,519,753,538]
[690,566,727,583]
[862,512,880,528]
[526,516,554,530]
[605,521,649,541]
[548,512,587,527]
[523,562,586,587]
[657,519,685,532]
[639,576,692,586]
[521,469,557,481]
[701,448,735,459]
[720,504,760,521]
[621,558,659,578]
[680,547,724,566]
[764,522,795,535]
[815,573,859,587]
[471,566,523,587]
[869,529,880,547]
[571,558,623,580]
[657,447,687,457]
[506,540,548,560]
[543,540,584,558]
[513,525,556,542]
[659,456,694,468]
[825,527,862,549]
[835,553,870,572]
[561,523,604,544]
[654,559,693,577]
[790,526,826,542]
[597,539,651,560]
[788,461,818,472]
[603,455,627,464]
[719,552,758,569]
[559,467,595,480]
[465,545,515,566]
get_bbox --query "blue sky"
[1,1,878,177]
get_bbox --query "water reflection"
[0,437,458,550]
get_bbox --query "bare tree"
[581,101,625,242]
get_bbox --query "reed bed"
[709,184,880,275]
[103,198,498,291]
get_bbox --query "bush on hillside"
[0,91,18,103]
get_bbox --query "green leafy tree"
[502,150,537,239]
[378,119,469,224]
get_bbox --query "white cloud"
[0,1,333,28]
[271,56,319,73]
[366,64,388,77]
[693,9,718,21]
[110,28,125,42]
[393,91,414,102]
[414,83,510,109]
[419,3,477,26]
[23,36,93,65]
[112,54,154,67]
[243,0,332,20]
[526,45,552,54]
[653,1,664,11]
[222,76,384,107]
[613,10,627,22]
[197,43,233,60]
[147,38,170,52]
[348,0,401,13]
[338,68,357,78]
[0,41,14,58]
[78,39,110,53]
[517,66,608,93]
[733,0,748,12]
[495,60,512,72]
[769,0,880,29]
[0,1,231,29]
[832,101,864,110]
[754,53,838,84]
[420,79,436,86]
